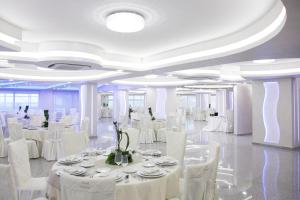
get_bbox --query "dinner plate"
[123,168,137,174]
[80,161,95,168]
[143,162,156,168]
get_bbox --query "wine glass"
[122,155,129,167]
[114,151,122,166]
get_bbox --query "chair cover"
[8,139,47,200]
[183,159,216,200]
[0,127,10,157]
[42,122,64,161]
[166,131,187,166]
[9,123,39,159]
[60,174,116,200]
[223,110,234,133]
[120,127,140,151]
[62,133,87,157]
[80,117,90,145]
[139,115,155,144]
[156,128,167,142]
[9,123,24,141]
[0,164,17,200]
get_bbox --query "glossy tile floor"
[1,118,300,200]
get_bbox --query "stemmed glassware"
[122,155,129,167]
[114,151,122,166]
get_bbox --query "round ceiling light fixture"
[106,11,145,33]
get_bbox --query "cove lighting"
[106,12,145,33]
[253,59,276,64]
[145,74,158,79]
[37,67,54,71]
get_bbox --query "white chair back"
[8,139,31,187]
[183,159,215,200]
[60,174,116,200]
[166,131,187,165]
[48,122,63,141]
[120,128,139,151]
[81,117,89,134]
[9,123,23,141]
[166,115,176,129]
[0,128,7,157]
[0,164,17,200]
[62,133,87,156]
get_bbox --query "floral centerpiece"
[105,121,134,165]
[42,110,49,128]
[148,107,156,121]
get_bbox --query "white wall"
[252,78,300,148]
[234,84,252,135]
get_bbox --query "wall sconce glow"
[106,11,145,33]
[263,82,280,144]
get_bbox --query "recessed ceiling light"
[145,74,158,79]
[116,69,124,72]
[106,11,145,33]
[252,59,276,64]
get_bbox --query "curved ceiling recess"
[0,0,286,81]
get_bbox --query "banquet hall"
[0,0,299,199]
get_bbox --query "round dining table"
[47,153,180,200]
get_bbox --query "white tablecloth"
[202,116,225,132]
[47,155,180,200]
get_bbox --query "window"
[128,95,145,108]
[0,92,39,112]
[0,93,14,111]
[15,93,39,109]
[108,95,113,109]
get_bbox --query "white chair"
[121,128,140,151]
[181,159,216,200]
[62,133,87,157]
[223,110,234,133]
[80,117,90,145]
[9,123,39,159]
[139,116,155,144]
[166,131,187,166]
[0,127,10,157]
[0,164,17,200]
[8,139,47,200]
[60,173,116,200]
[42,122,64,161]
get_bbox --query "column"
[252,78,300,148]
[80,83,97,137]
[113,90,128,121]
[234,83,252,135]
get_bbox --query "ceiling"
[0,0,299,87]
